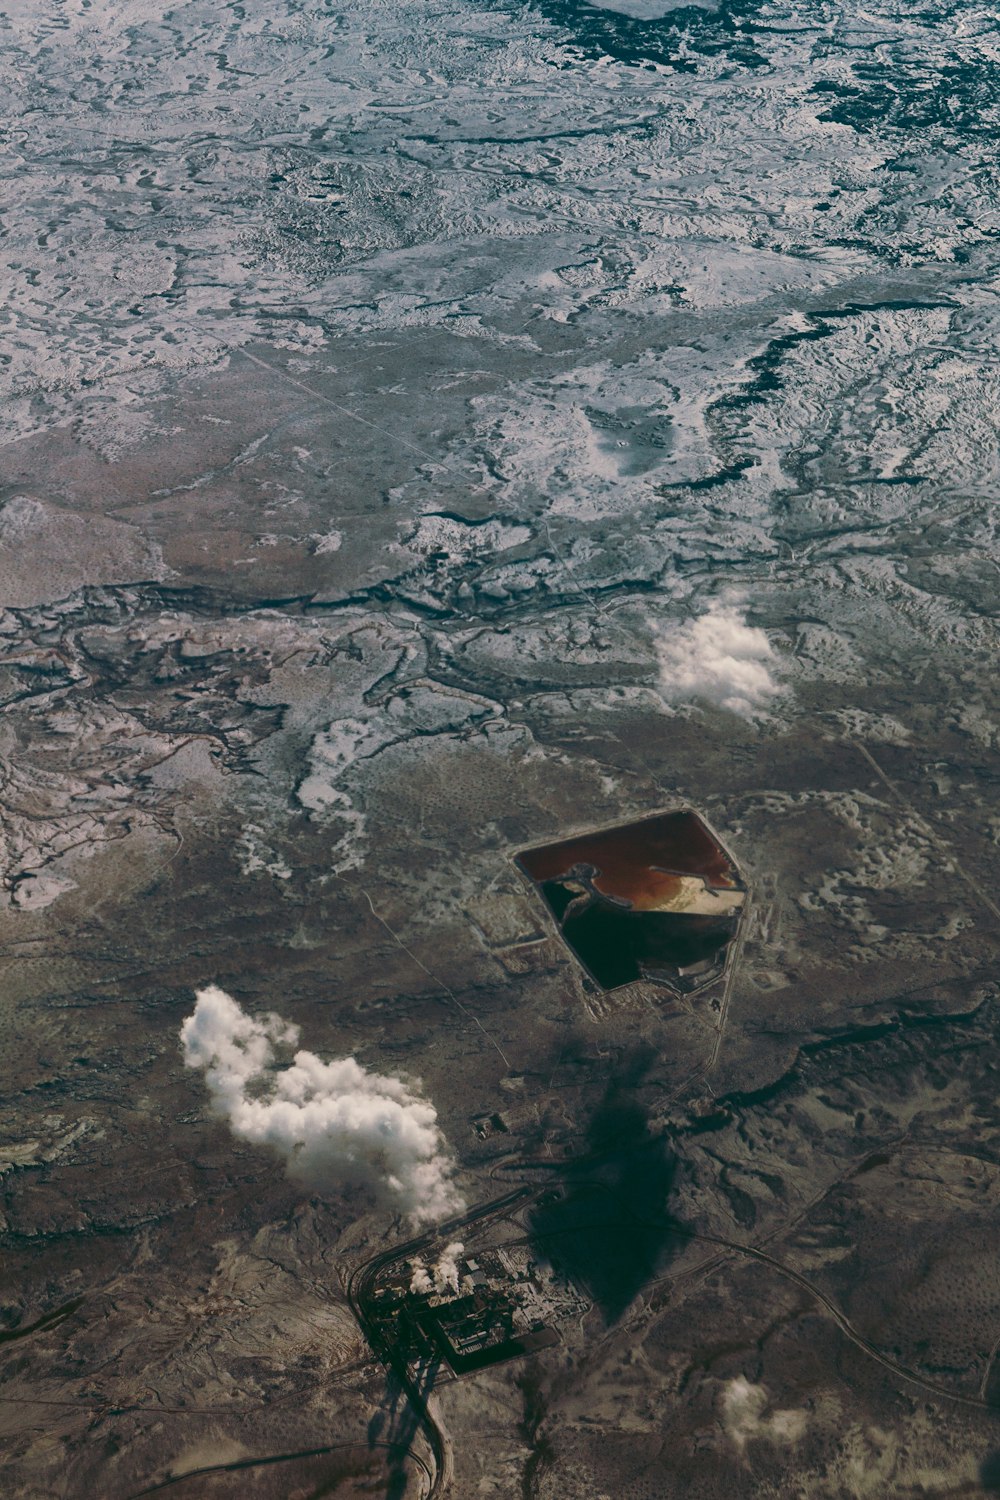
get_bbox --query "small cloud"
[655,600,780,717]
[181,986,464,1227]
[720,1376,807,1451]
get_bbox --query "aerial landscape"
[3,0,1000,1495]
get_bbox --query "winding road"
[346,1162,1000,1497]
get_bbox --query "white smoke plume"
[655,600,780,717]
[431,1241,464,1296]
[408,1241,465,1297]
[720,1377,806,1451]
[409,1263,434,1295]
[180,986,464,1227]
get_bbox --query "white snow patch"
[311,530,343,555]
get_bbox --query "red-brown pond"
[515,809,744,992]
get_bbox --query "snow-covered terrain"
[4,2,1000,1497]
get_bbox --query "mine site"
[4,1,1000,1497]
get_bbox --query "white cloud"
[180,986,463,1227]
[720,1376,807,1451]
[655,600,780,717]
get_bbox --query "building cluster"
[367,1243,586,1374]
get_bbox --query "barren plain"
[3,1,1000,1496]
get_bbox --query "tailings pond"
[515,810,745,992]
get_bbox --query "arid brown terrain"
[4,2,1000,1496]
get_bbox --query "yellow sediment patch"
[638,874,745,915]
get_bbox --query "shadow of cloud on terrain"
[528,1048,682,1324]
